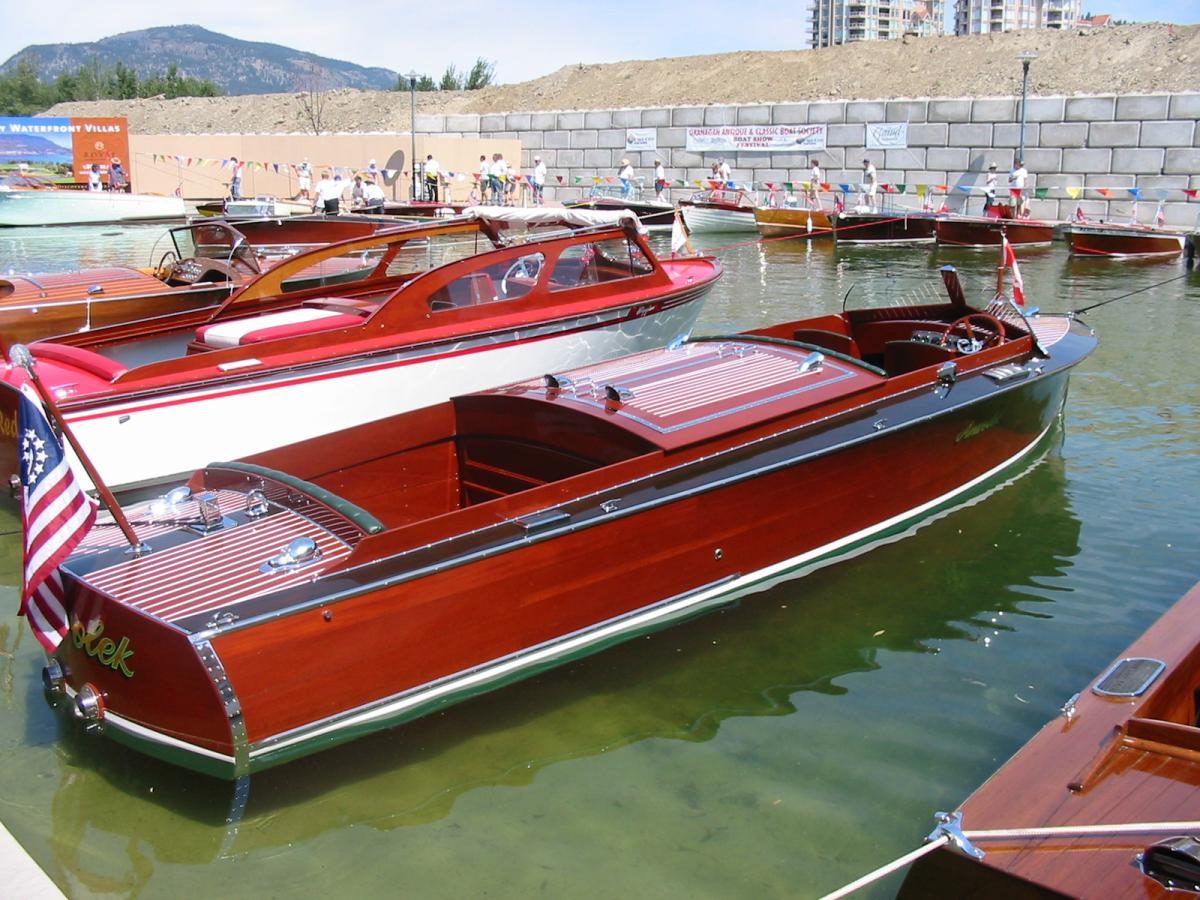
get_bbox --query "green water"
[0,225,1197,898]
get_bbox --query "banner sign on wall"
[686,124,827,153]
[865,122,908,150]
[625,128,657,152]
[0,116,130,184]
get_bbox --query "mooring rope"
[1071,272,1191,315]
[820,817,1200,899]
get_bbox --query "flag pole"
[10,346,146,554]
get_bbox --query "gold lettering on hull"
[71,619,135,678]
[955,415,1000,444]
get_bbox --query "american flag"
[1002,235,1025,306]
[17,386,95,653]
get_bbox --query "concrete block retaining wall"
[418,92,1200,227]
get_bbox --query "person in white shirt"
[984,162,998,214]
[531,155,547,206]
[1009,159,1029,217]
[296,158,312,200]
[366,159,379,183]
[490,153,508,204]
[617,159,635,198]
[717,158,732,185]
[361,180,385,213]
[653,159,666,201]
[861,157,878,209]
[478,155,490,203]
[808,159,822,208]
[313,172,345,214]
[87,163,102,191]
[423,154,440,202]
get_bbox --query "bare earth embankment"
[45,23,1200,133]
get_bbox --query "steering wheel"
[939,313,1007,351]
[155,249,179,281]
[500,255,542,296]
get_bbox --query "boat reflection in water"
[42,439,1081,886]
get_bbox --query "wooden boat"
[222,196,314,218]
[833,208,938,244]
[35,267,1095,778]
[0,207,720,494]
[935,209,1055,248]
[679,189,758,233]
[0,185,185,227]
[382,200,468,219]
[202,213,402,251]
[754,206,834,239]
[565,187,676,229]
[901,579,1200,898]
[0,220,379,348]
[1064,222,1185,258]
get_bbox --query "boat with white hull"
[0,187,185,226]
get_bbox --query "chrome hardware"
[714,548,724,560]
[1092,657,1166,698]
[206,610,239,629]
[937,362,958,385]
[261,537,323,574]
[797,351,824,374]
[544,373,573,392]
[927,811,985,860]
[149,484,193,521]
[74,683,106,734]
[42,658,65,695]
[600,499,620,513]
[8,473,20,500]
[604,385,633,404]
[1061,692,1079,720]
[8,343,32,370]
[518,509,571,535]
[245,489,269,518]
[983,364,1029,384]
[195,491,223,532]
[872,418,888,431]
[86,284,105,295]
[668,333,689,350]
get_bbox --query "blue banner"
[0,117,75,163]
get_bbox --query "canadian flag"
[1073,205,1086,223]
[1002,235,1025,306]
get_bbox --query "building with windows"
[953,0,1081,35]
[810,0,945,48]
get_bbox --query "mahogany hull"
[566,198,676,228]
[1064,224,1185,258]
[935,216,1054,248]
[833,211,937,244]
[49,320,1093,777]
[901,581,1200,899]
[754,207,834,239]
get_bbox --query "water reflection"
[42,440,1079,883]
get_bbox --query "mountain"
[0,25,400,95]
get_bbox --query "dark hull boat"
[833,209,937,244]
[901,580,1200,898]
[1064,222,1185,258]
[935,213,1055,249]
[38,268,1095,778]
[565,194,676,228]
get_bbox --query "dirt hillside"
[46,23,1200,134]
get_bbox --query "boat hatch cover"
[1091,657,1166,698]
[508,340,883,450]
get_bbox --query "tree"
[296,63,329,134]
[113,62,138,100]
[464,57,495,90]
[415,74,437,91]
[438,64,461,91]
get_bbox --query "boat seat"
[883,340,957,376]
[792,328,861,358]
[196,307,364,348]
[301,297,378,317]
[27,342,127,382]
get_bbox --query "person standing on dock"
[87,163,102,191]
[808,159,822,209]
[983,162,998,215]
[531,155,546,206]
[296,158,312,201]
[1009,159,1028,217]
[717,157,732,187]
[654,159,666,201]
[490,153,508,205]
[108,157,126,192]
[313,171,343,214]
[229,157,244,200]
[366,159,379,183]
[861,158,878,210]
[424,154,440,202]
[618,159,636,198]
[478,155,491,204]
[361,178,385,213]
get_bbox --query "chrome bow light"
[261,537,322,574]
[74,683,106,734]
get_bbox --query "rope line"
[1071,272,1190,314]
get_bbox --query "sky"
[0,0,1195,85]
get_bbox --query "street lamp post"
[1016,51,1038,161]
[405,70,420,204]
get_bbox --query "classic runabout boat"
[565,187,675,229]
[0,220,387,349]
[0,185,186,227]
[754,206,834,239]
[935,207,1055,249]
[221,196,314,218]
[679,189,758,233]
[35,266,1094,778]
[1063,222,1185,258]
[832,208,938,244]
[901,579,1200,898]
[0,207,720,494]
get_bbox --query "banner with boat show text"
[0,116,130,185]
[865,122,908,150]
[685,124,827,153]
